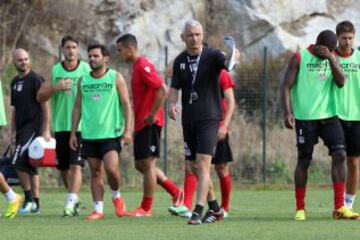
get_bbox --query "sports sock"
[219,175,232,211]
[4,188,17,202]
[33,197,40,209]
[94,201,104,214]
[184,173,197,210]
[65,193,78,208]
[24,190,32,202]
[193,204,204,217]
[344,193,356,209]
[333,182,345,210]
[141,196,153,212]
[208,200,221,213]
[295,187,306,210]
[160,179,180,198]
[111,190,121,199]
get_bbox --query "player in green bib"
[70,44,132,220]
[37,36,90,217]
[334,21,360,211]
[0,79,23,218]
[281,30,358,220]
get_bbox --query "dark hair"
[116,33,138,48]
[316,30,337,49]
[336,21,355,35]
[87,44,110,57]
[61,35,79,47]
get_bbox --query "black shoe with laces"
[187,212,202,225]
[202,209,224,224]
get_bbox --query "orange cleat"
[112,197,126,217]
[125,207,152,217]
[85,211,104,221]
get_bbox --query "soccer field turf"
[1,188,359,240]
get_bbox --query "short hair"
[87,44,109,57]
[336,21,355,35]
[316,30,337,49]
[116,33,137,48]
[182,19,203,34]
[61,35,79,47]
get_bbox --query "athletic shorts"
[183,120,219,161]
[212,134,234,164]
[295,117,345,160]
[12,130,38,175]
[340,120,360,157]
[55,131,84,170]
[134,125,161,160]
[82,137,121,159]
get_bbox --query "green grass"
[1,188,360,240]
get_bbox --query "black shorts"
[82,137,121,159]
[12,130,38,175]
[340,120,360,157]
[212,134,234,164]
[183,120,219,161]
[295,117,345,160]
[134,125,161,160]
[55,131,84,170]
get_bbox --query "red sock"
[295,187,306,210]
[184,173,197,210]
[141,196,153,212]
[160,179,180,198]
[220,175,232,211]
[333,182,345,210]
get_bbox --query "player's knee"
[332,150,346,164]
[297,157,311,169]
[135,162,146,173]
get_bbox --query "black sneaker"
[73,201,81,216]
[202,209,224,224]
[187,212,202,225]
[30,202,40,214]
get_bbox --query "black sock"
[208,200,220,212]
[193,204,204,217]
[33,197,40,209]
[24,190,32,202]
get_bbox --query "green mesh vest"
[51,61,90,132]
[80,69,124,140]
[0,81,7,126]
[291,48,336,120]
[335,49,360,120]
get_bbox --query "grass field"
[1,188,360,240]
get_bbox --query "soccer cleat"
[112,197,126,217]
[333,206,359,220]
[63,201,81,217]
[187,212,202,225]
[4,194,23,219]
[172,189,184,207]
[18,200,36,214]
[85,211,104,220]
[168,205,192,218]
[222,208,229,219]
[295,210,306,221]
[202,209,224,224]
[125,207,152,217]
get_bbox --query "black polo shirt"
[171,47,227,124]
[10,71,44,132]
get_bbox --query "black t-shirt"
[10,71,44,132]
[171,47,226,124]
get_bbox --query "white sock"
[344,194,356,209]
[4,188,17,203]
[94,201,104,214]
[112,190,121,199]
[65,193,79,208]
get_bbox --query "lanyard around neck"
[187,52,202,86]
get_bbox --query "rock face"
[26,0,360,69]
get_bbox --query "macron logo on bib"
[144,66,151,73]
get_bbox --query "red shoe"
[85,211,104,220]
[172,189,184,207]
[125,207,152,217]
[112,197,126,217]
